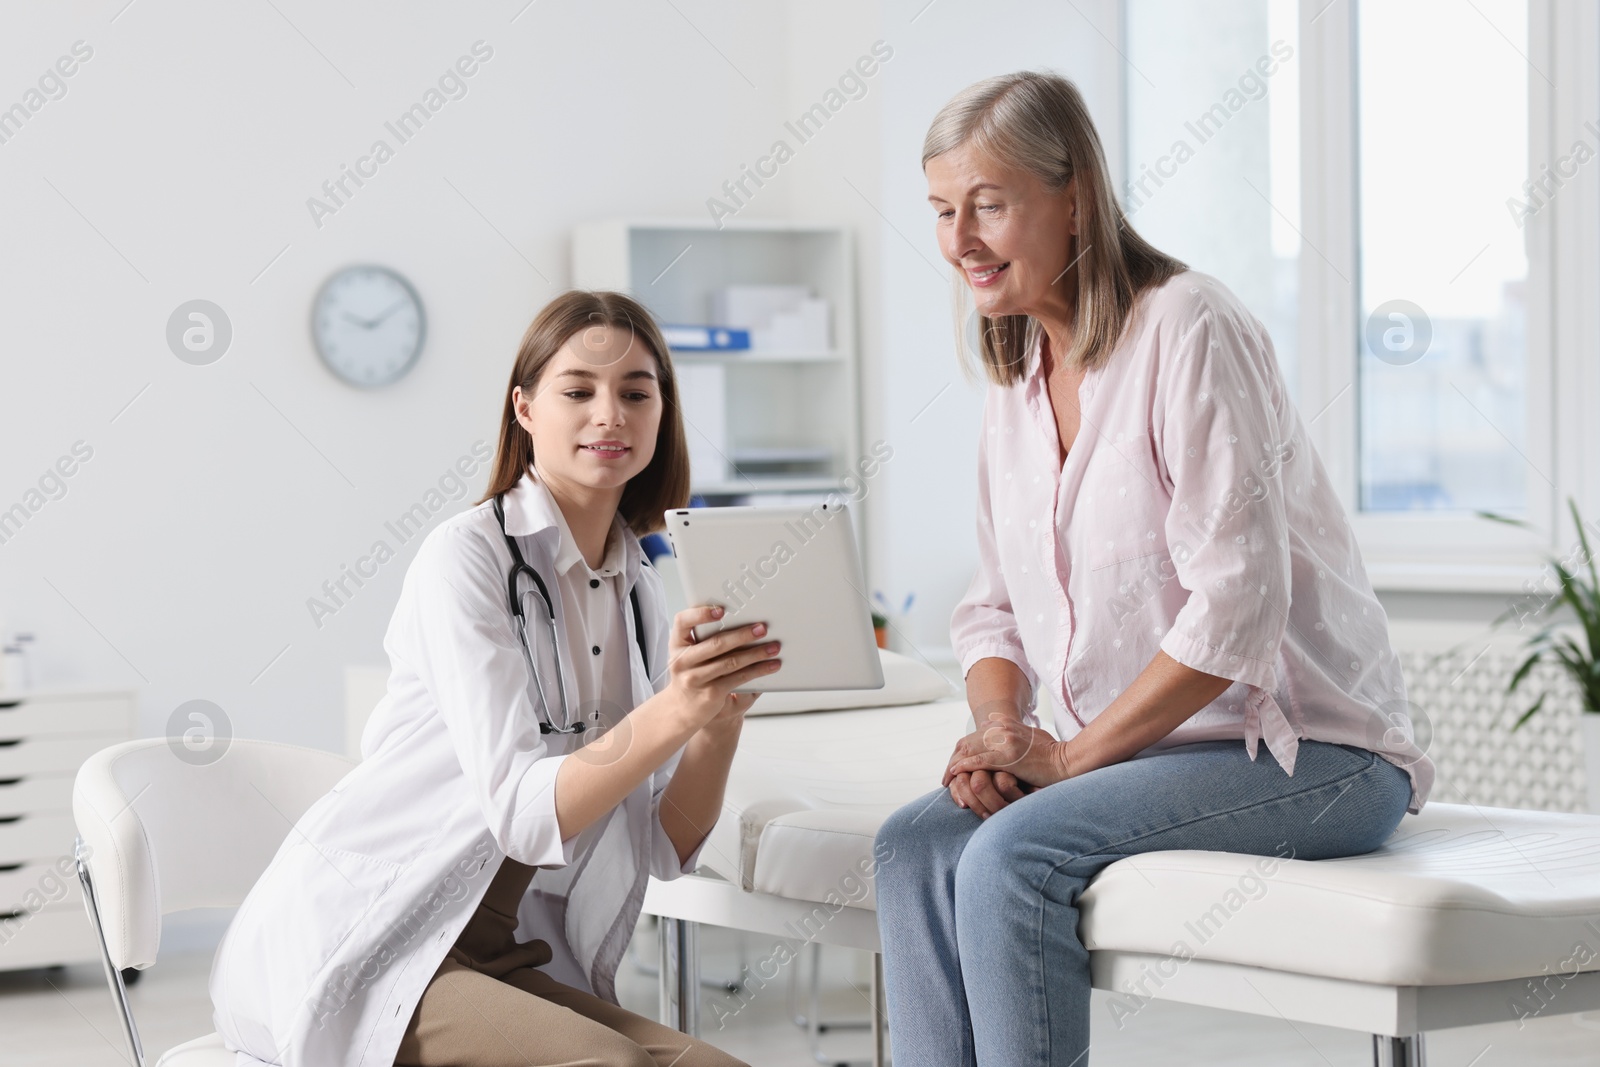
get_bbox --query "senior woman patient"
[873,70,1434,1066]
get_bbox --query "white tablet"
[663,502,886,693]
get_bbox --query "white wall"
[0,1,799,749]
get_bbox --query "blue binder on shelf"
[661,325,751,351]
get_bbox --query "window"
[1124,0,1301,400]
[1356,0,1529,514]
[1122,0,1589,586]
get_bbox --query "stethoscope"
[492,492,648,735]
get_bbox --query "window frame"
[1119,0,1600,592]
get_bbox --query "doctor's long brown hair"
[479,290,691,536]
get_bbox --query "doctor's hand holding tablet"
[661,603,779,729]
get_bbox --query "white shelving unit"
[571,218,864,513]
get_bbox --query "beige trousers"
[395,858,745,1067]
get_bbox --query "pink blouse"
[950,270,1433,812]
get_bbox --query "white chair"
[72,737,356,1067]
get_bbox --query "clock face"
[311,265,425,387]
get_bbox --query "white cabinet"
[571,218,865,504]
[0,688,136,971]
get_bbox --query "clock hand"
[342,311,374,328]
[369,298,410,327]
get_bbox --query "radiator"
[1390,623,1590,813]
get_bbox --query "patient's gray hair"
[924,70,1186,384]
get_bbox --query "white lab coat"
[209,470,705,1067]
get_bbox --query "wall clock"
[311,265,426,387]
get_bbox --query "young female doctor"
[210,290,777,1067]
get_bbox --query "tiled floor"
[4,922,1598,1065]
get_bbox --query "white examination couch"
[643,649,1600,1067]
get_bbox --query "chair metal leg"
[1373,1033,1426,1067]
[632,914,746,994]
[75,836,146,1067]
[657,917,673,1027]
[870,952,886,1067]
[657,917,701,1037]
[785,942,877,1067]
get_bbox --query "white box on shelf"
[711,285,812,330]
[712,286,831,352]
[675,362,729,486]
[752,297,831,352]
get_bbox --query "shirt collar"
[1022,326,1046,399]
[1022,326,1099,399]
[499,466,637,583]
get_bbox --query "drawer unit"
[0,813,79,865]
[0,736,123,779]
[0,905,98,972]
[0,688,135,972]
[0,858,82,914]
[0,695,133,737]
[0,773,76,815]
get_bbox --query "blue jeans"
[873,739,1412,1066]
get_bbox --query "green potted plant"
[1482,498,1600,812]
[871,590,912,652]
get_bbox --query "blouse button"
[1187,447,1198,457]
[1033,475,1040,483]
[1229,655,1239,663]
[1235,535,1246,544]
[1198,392,1208,401]
[589,578,600,588]
[1318,526,1326,535]
[1351,660,1361,671]
[1314,622,1325,631]
[1029,519,1037,528]
[592,645,601,655]
[1036,613,1044,622]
